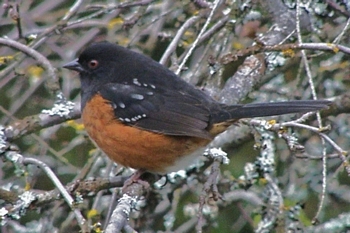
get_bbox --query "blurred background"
[1,0,350,232]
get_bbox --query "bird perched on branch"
[63,41,330,176]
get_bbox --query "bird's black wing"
[99,83,213,139]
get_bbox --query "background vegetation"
[1,0,350,232]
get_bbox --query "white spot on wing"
[111,86,118,90]
[130,94,144,100]
[118,102,125,108]
[133,78,141,86]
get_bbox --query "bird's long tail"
[213,100,331,123]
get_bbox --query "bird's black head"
[63,41,168,86]
[63,41,191,108]
[63,41,128,84]
[63,42,131,108]
[63,41,181,93]
[64,42,138,101]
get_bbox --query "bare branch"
[0,38,60,93]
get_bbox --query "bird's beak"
[63,59,84,72]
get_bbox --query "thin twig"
[296,0,327,222]
[15,4,23,39]
[0,38,60,93]
[62,0,84,21]
[176,0,221,75]
[159,15,200,65]
[22,157,88,232]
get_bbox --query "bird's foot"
[122,169,150,193]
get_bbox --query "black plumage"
[63,41,331,139]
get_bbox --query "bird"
[63,41,331,175]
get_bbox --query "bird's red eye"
[88,60,99,69]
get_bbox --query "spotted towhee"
[63,41,331,174]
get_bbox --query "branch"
[1,152,88,232]
[159,15,200,65]
[104,178,151,232]
[0,177,127,207]
[306,212,350,232]
[176,0,221,75]
[220,43,350,66]
[3,103,80,141]
[197,148,229,232]
[0,37,60,93]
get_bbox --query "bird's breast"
[81,94,210,173]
